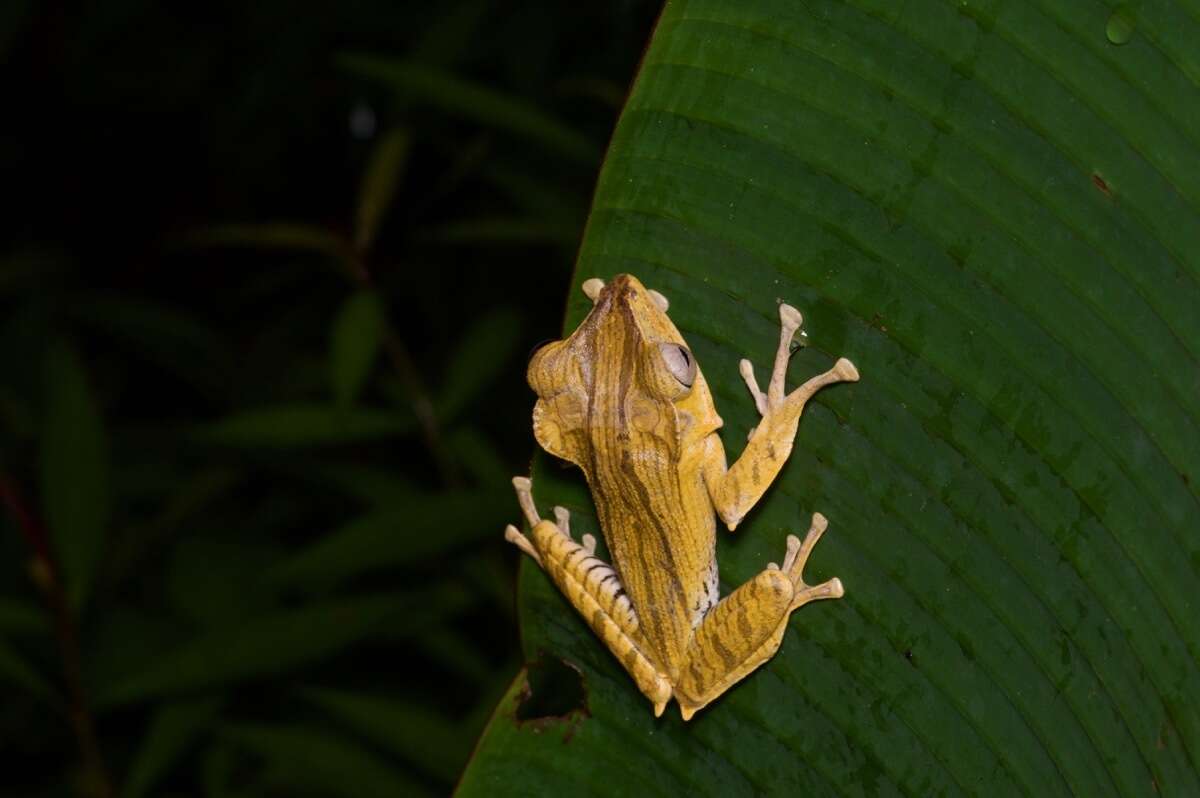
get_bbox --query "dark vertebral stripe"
[578,303,691,671]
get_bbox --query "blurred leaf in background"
[0,1,657,795]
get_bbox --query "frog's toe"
[582,278,605,302]
[806,511,830,541]
[553,505,571,537]
[782,513,845,608]
[738,358,769,416]
[504,524,542,566]
[792,577,845,609]
[781,512,829,584]
[780,533,803,577]
[834,357,860,382]
[511,475,541,526]
[779,303,803,333]
[648,288,669,312]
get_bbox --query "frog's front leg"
[674,513,843,720]
[503,476,673,715]
[703,303,859,530]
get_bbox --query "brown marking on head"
[526,274,723,470]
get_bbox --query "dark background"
[0,2,658,795]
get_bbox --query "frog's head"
[527,274,722,470]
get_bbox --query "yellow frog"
[505,274,859,720]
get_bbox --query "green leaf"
[300,688,468,782]
[200,742,238,798]
[436,306,521,424]
[446,427,511,488]
[288,461,417,507]
[329,291,386,406]
[481,162,586,225]
[265,489,511,594]
[354,128,411,254]
[222,723,432,798]
[337,54,599,164]
[122,696,222,798]
[70,295,231,399]
[0,597,47,637]
[106,467,241,586]
[413,626,496,685]
[425,217,579,246]
[191,403,413,448]
[40,340,110,612]
[96,590,467,708]
[0,639,58,704]
[460,2,1200,796]
[83,604,217,704]
[165,535,281,627]
[407,0,491,68]
[189,223,354,269]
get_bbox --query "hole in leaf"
[515,653,588,723]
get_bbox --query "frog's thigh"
[675,569,797,721]
[528,519,673,715]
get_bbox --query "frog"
[504,274,859,721]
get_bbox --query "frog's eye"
[659,343,696,388]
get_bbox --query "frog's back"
[587,441,716,677]
[583,331,718,676]
[531,274,722,677]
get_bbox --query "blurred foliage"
[0,1,656,795]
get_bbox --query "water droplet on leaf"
[1106,7,1135,45]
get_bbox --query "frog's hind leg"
[504,476,673,715]
[674,512,844,721]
